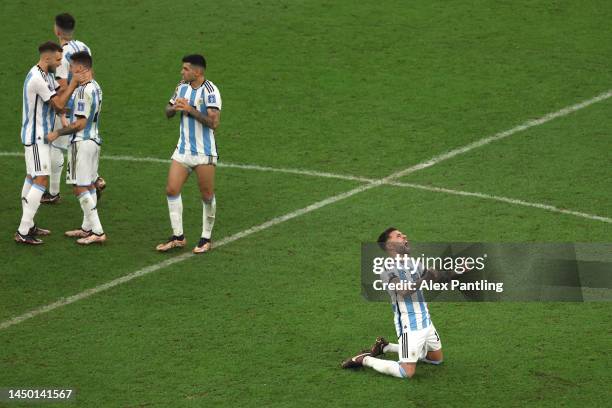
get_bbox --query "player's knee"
[400,364,415,379]
[427,349,443,362]
[32,176,48,188]
[201,190,214,202]
[166,186,181,197]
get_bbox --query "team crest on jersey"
[208,94,216,104]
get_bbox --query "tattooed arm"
[46,116,87,142]
[174,98,220,130]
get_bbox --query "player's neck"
[37,60,48,73]
[59,36,72,46]
[190,77,205,89]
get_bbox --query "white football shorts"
[171,148,217,169]
[24,143,51,178]
[397,323,442,363]
[66,140,100,187]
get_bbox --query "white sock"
[383,343,399,354]
[21,177,32,211]
[202,195,216,239]
[79,191,103,235]
[49,147,64,196]
[362,356,406,378]
[167,194,183,237]
[18,183,45,235]
[81,188,96,231]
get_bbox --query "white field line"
[0,182,378,330]
[1,89,610,331]
[384,90,612,180]
[386,181,612,224]
[0,151,374,184]
[3,149,610,224]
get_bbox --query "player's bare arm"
[49,75,80,112]
[55,78,68,96]
[165,103,177,118]
[46,116,87,142]
[174,98,220,129]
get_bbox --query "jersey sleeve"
[55,58,70,80]
[205,86,222,110]
[73,86,93,118]
[32,76,56,102]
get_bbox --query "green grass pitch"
[0,1,611,407]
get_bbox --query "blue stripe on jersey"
[42,102,49,143]
[199,101,211,155]
[393,303,403,337]
[187,88,198,155]
[416,289,429,329]
[404,296,418,331]
[84,88,98,140]
[177,86,188,154]
[399,269,418,331]
[21,72,33,144]
[31,96,38,143]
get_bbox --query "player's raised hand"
[74,71,88,85]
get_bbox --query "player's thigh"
[166,160,190,196]
[194,163,215,198]
[66,143,76,186]
[425,324,442,353]
[398,330,427,364]
[74,141,98,187]
[25,144,50,185]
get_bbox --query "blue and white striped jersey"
[381,259,432,335]
[56,40,91,82]
[21,65,60,145]
[169,80,221,157]
[70,80,103,144]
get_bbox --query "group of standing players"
[16,12,222,254]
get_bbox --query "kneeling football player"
[341,227,454,378]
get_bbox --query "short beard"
[388,242,410,255]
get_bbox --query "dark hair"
[182,54,206,69]
[377,227,398,250]
[70,51,93,68]
[38,41,63,54]
[55,13,76,31]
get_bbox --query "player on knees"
[341,227,447,378]
[156,54,221,254]
[15,41,80,245]
[47,51,106,245]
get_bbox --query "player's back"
[56,40,92,83]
